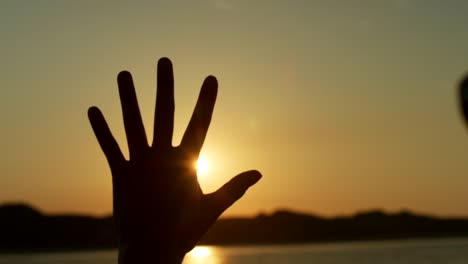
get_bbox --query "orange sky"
[2,1,468,217]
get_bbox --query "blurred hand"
[88,58,261,263]
[460,75,468,123]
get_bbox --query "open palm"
[88,58,261,263]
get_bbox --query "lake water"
[1,238,467,264]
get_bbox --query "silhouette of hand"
[460,75,468,123]
[88,58,261,263]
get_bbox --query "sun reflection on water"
[184,246,219,264]
[189,246,211,258]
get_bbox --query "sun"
[195,156,209,177]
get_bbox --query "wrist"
[118,242,185,264]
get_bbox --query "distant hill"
[1,203,467,252]
[0,204,116,252]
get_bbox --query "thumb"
[204,170,262,220]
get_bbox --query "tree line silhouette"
[1,204,467,252]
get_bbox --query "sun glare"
[196,156,209,177]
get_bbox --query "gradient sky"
[2,0,468,217]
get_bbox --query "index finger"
[180,76,218,156]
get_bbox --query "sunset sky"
[2,0,468,217]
